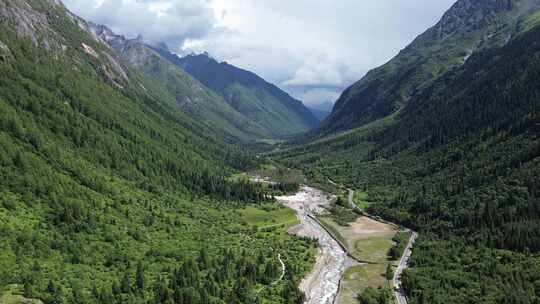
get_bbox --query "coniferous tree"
[120,273,131,294]
[135,261,145,292]
[153,276,169,304]
[386,263,394,280]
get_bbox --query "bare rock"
[46,0,65,7]
[0,40,12,62]
[102,52,128,81]
[0,0,50,46]
[0,40,10,52]
[81,42,99,58]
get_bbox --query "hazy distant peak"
[184,51,218,63]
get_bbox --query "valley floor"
[268,181,409,304]
[323,216,396,304]
[276,186,350,304]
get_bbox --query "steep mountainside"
[278,12,540,304]
[308,107,331,121]
[0,1,314,303]
[87,24,270,142]
[323,0,540,133]
[158,51,319,137]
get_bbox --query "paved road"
[392,231,418,304]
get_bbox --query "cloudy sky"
[63,0,456,110]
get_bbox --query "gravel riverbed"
[277,186,356,304]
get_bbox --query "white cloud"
[63,0,457,107]
[64,0,215,45]
[292,87,341,111]
[284,55,341,87]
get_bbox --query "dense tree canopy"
[278,22,540,304]
[0,1,315,303]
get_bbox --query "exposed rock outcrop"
[0,0,53,47]
[0,40,11,63]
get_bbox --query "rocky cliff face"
[86,22,126,49]
[0,0,129,87]
[0,0,59,49]
[86,22,154,69]
[432,0,514,41]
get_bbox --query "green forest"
[0,1,314,303]
[278,20,540,304]
[2,0,540,303]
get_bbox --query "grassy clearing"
[256,138,285,145]
[337,264,391,304]
[228,172,250,182]
[353,235,395,263]
[320,216,397,304]
[354,191,370,210]
[0,285,42,304]
[320,216,395,262]
[238,203,299,229]
[252,164,307,184]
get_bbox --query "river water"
[277,186,351,304]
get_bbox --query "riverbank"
[318,215,397,304]
[277,186,355,304]
[268,177,416,304]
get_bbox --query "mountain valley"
[1,0,540,304]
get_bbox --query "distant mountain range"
[159,51,319,137]
[87,23,274,142]
[87,25,318,141]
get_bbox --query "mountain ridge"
[322,0,540,133]
[162,51,319,137]
[86,22,272,142]
[308,107,331,121]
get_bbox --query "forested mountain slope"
[278,19,540,304]
[307,107,331,121]
[87,23,270,142]
[160,52,319,137]
[322,0,540,133]
[0,1,313,303]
